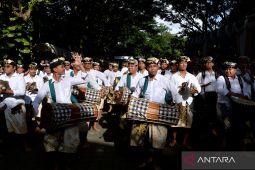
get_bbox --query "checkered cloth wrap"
[84,88,101,104]
[41,103,98,130]
[127,97,179,126]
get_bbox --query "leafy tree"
[159,0,235,56]
[0,0,51,62]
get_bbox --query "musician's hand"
[73,53,83,66]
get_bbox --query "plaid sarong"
[41,103,98,130]
[127,97,179,126]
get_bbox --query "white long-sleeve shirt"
[171,71,201,106]
[216,75,250,104]
[70,70,101,90]
[115,73,143,91]
[0,72,26,97]
[138,70,149,77]
[104,69,113,81]
[84,69,110,86]
[24,74,44,104]
[196,71,217,93]
[33,75,99,114]
[132,74,174,104]
[108,70,122,86]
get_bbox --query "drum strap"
[142,76,149,97]
[69,71,79,103]
[48,79,56,103]
[127,73,131,89]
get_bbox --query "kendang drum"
[230,96,255,115]
[40,102,98,130]
[127,97,179,126]
[115,86,130,105]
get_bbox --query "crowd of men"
[0,54,255,170]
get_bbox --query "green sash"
[127,73,131,89]
[48,79,56,103]
[142,76,148,97]
[70,71,74,77]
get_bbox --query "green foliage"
[0,0,51,61]
[115,24,186,58]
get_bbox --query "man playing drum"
[114,59,143,151]
[0,59,26,150]
[131,57,175,170]
[33,56,100,170]
[216,61,250,149]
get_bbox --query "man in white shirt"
[82,57,110,88]
[171,56,201,148]
[64,61,73,77]
[93,62,104,86]
[196,56,218,123]
[115,59,142,93]
[0,59,27,134]
[104,62,113,82]
[33,57,100,170]
[138,58,148,77]
[131,57,174,170]
[16,63,25,76]
[158,58,171,76]
[216,61,249,149]
[24,62,44,104]
[114,59,143,151]
[108,63,122,87]
[42,64,53,82]
[120,61,128,75]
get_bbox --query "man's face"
[53,64,65,75]
[170,64,178,72]
[29,68,37,77]
[138,62,146,70]
[113,66,118,72]
[109,65,113,71]
[161,63,168,70]
[178,61,188,71]
[128,64,137,74]
[44,66,51,74]
[226,67,237,77]
[147,63,159,76]
[65,64,71,70]
[205,61,214,70]
[94,65,100,71]
[17,67,25,74]
[83,62,92,69]
[4,64,16,75]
